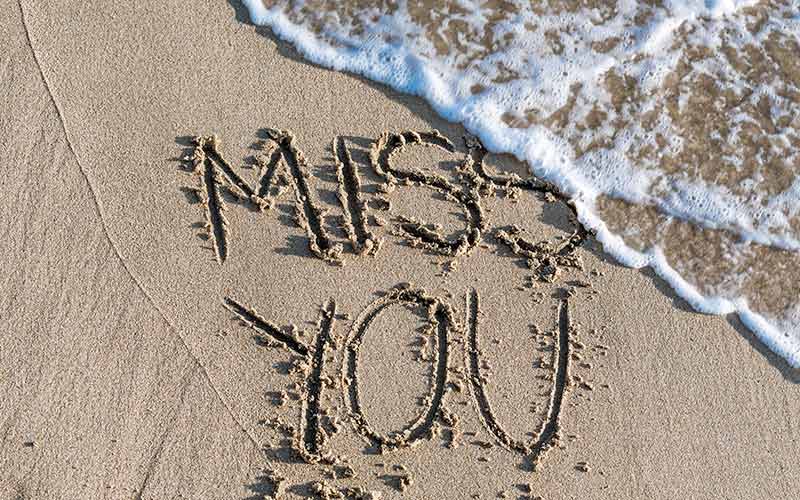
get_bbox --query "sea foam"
[241,0,800,367]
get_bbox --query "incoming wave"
[241,0,800,367]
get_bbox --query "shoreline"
[237,0,800,371]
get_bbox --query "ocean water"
[241,0,800,367]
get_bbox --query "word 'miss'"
[180,128,587,278]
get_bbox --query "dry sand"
[1,0,799,498]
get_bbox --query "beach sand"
[1,0,798,498]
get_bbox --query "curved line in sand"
[16,0,268,474]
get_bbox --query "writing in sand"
[177,128,603,497]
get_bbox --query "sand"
[1,0,798,498]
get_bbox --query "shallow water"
[241,0,800,366]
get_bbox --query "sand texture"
[1,1,799,499]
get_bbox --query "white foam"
[241,0,800,367]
